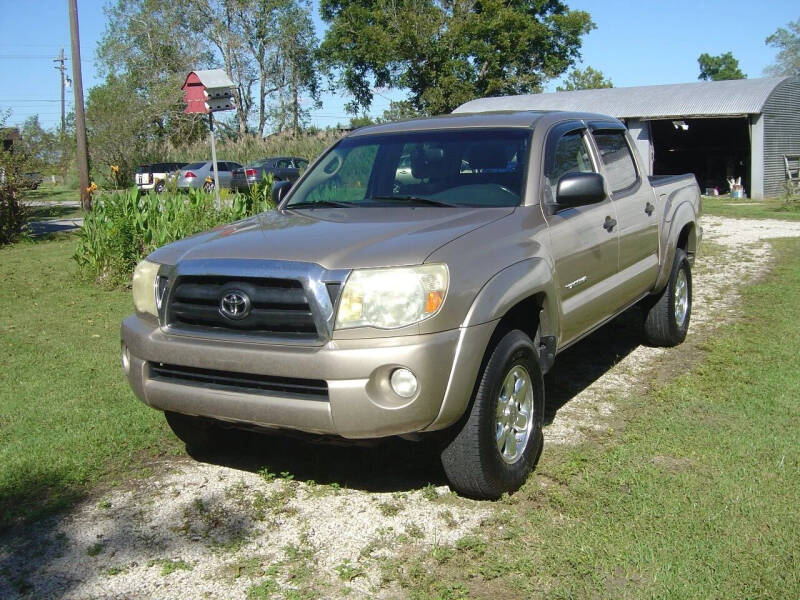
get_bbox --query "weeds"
[73,187,274,285]
[335,559,365,582]
[148,558,193,576]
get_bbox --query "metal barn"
[455,77,800,199]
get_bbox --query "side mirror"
[556,172,606,208]
[272,180,293,205]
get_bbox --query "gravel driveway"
[2,216,800,599]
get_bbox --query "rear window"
[184,162,207,170]
[136,165,151,173]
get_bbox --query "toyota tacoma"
[121,110,702,499]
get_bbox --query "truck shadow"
[543,307,645,423]
[193,307,646,492]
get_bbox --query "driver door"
[542,122,620,346]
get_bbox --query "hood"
[147,206,515,270]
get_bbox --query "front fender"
[461,257,558,336]
[423,258,558,432]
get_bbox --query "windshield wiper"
[370,195,456,207]
[285,200,351,209]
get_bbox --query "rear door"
[542,121,620,346]
[589,124,660,300]
[275,158,294,180]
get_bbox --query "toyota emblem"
[219,290,251,320]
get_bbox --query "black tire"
[440,329,545,499]
[164,411,222,451]
[643,248,692,347]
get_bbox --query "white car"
[135,162,187,193]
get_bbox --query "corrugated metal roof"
[454,77,794,119]
[193,69,235,90]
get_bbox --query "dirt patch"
[2,216,798,599]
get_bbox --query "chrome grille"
[166,275,318,340]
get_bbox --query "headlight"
[132,259,160,317]
[335,264,449,330]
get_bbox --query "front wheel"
[440,329,544,499]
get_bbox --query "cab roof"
[348,110,624,137]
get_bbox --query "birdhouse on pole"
[182,69,236,114]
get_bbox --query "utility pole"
[53,49,66,135]
[68,0,91,210]
[54,48,68,180]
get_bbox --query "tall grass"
[154,131,340,169]
[74,186,274,285]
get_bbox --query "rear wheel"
[643,248,692,347]
[440,329,544,499]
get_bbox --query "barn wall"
[762,78,800,198]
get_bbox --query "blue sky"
[0,0,796,132]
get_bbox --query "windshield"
[285,128,530,208]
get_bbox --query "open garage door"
[651,117,750,195]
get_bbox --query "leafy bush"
[0,152,30,245]
[74,188,274,285]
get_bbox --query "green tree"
[319,0,594,115]
[765,18,800,77]
[697,51,746,81]
[556,66,613,91]
[379,100,420,123]
[98,0,210,143]
[18,116,61,173]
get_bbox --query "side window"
[296,159,308,169]
[276,159,291,169]
[592,130,638,192]
[546,130,595,198]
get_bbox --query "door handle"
[603,216,617,232]
[645,202,655,216]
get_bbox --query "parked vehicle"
[231,156,309,191]
[135,163,187,193]
[176,160,243,191]
[122,111,702,499]
[21,171,43,190]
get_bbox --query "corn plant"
[74,187,268,286]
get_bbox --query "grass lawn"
[1,236,799,598]
[702,195,800,220]
[392,239,800,598]
[0,237,177,529]
[22,183,80,204]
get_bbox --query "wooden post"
[209,113,221,208]
[68,0,91,211]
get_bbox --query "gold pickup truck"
[121,110,702,499]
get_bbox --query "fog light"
[121,344,130,375]
[390,368,418,398]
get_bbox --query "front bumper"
[122,316,495,439]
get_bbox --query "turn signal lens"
[425,290,444,313]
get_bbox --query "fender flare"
[654,202,697,293]
[461,257,559,338]
[423,258,558,432]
